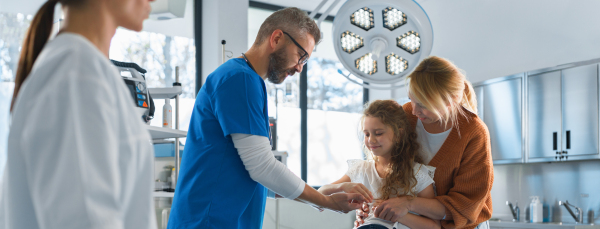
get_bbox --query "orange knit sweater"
[403,103,494,229]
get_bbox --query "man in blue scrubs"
[168,7,368,229]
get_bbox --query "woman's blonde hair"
[407,56,477,129]
[361,100,424,200]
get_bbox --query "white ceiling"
[254,0,343,16]
[3,0,600,84]
[254,0,600,84]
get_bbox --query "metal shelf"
[149,86,183,99]
[147,125,187,140]
[153,191,175,198]
[151,68,183,197]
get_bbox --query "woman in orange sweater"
[356,56,494,229]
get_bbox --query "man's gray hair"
[254,7,321,46]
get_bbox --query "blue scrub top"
[168,58,270,229]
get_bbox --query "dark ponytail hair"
[11,0,60,111]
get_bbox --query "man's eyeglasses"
[282,31,309,66]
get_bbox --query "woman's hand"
[339,182,373,202]
[373,196,412,222]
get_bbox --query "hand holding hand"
[339,182,373,202]
[373,196,412,222]
[327,192,367,213]
[354,202,369,227]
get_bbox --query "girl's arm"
[318,175,373,202]
[317,175,351,195]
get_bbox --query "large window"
[248,7,365,185]
[0,12,33,177]
[109,28,196,139]
[307,57,364,186]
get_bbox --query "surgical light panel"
[355,53,377,75]
[341,31,364,54]
[397,31,420,54]
[351,7,374,31]
[383,7,406,31]
[385,53,408,75]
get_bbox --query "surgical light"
[386,53,408,75]
[341,31,364,54]
[331,0,433,89]
[397,31,421,54]
[356,53,377,75]
[383,7,407,31]
[351,7,374,31]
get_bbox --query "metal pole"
[276,199,280,229]
[308,0,328,19]
[300,65,308,182]
[175,67,180,185]
[221,40,226,64]
[194,0,202,95]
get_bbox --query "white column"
[201,0,249,85]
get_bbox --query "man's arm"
[232,134,366,212]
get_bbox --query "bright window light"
[385,53,408,75]
[383,7,406,31]
[355,53,377,75]
[351,7,374,31]
[397,31,420,54]
[341,31,364,54]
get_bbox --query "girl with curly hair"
[319,100,440,229]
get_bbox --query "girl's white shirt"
[3,33,156,229]
[346,160,435,229]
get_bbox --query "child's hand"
[354,202,370,227]
[339,182,373,203]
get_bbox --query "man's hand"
[338,182,373,203]
[327,192,368,213]
[373,196,412,222]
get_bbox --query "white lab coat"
[3,33,156,229]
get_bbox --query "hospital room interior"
[1,0,600,229]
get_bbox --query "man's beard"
[267,47,297,84]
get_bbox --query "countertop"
[490,220,599,229]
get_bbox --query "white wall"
[252,0,600,101]
[424,0,600,85]
[201,0,249,85]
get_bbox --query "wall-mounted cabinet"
[527,64,599,162]
[474,60,600,164]
[475,75,524,164]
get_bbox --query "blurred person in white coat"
[4,0,157,228]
